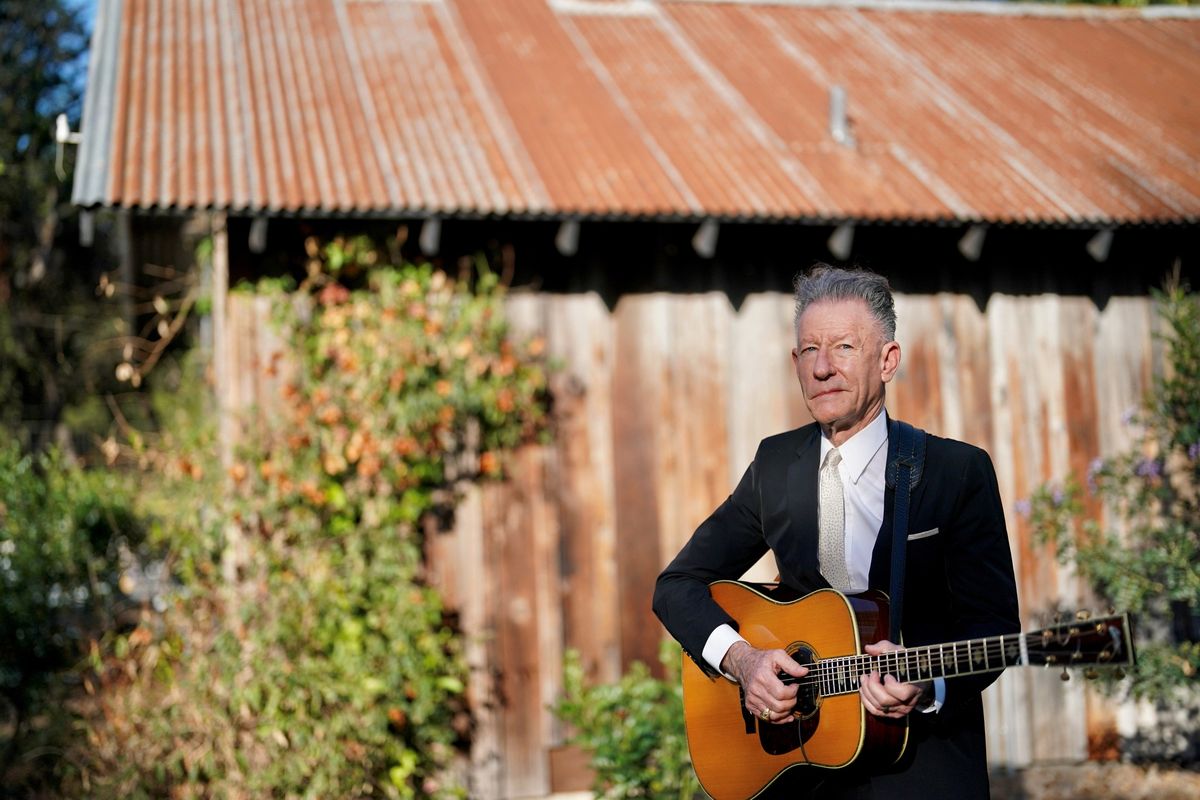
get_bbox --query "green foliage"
[1026,284,1200,700]
[0,436,139,698]
[0,0,103,449]
[554,642,704,800]
[0,433,142,789]
[70,238,550,799]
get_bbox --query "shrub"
[1026,282,1200,701]
[69,238,550,798]
[554,642,704,800]
[0,435,142,789]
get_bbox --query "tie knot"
[824,448,842,469]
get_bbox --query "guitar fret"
[808,626,1104,700]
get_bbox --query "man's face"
[791,298,900,444]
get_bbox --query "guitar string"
[779,630,1124,692]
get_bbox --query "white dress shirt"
[701,410,944,711]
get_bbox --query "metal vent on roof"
[829,86,855,149]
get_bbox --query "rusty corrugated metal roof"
[73,0,1200,224]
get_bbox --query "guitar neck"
[796,615,1132,698]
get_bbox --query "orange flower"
[357,455,381,479]
[259,461,275,480]
[318,282,350,306]
[388,368,407,391]
[435,380,452,397]
[322,452,348,476]
[480,451,499,476]
[299,480,325,505]
[318,405,342,425]
[528,336,546,357]
[394,437,417,456]
[496,388,515,413]
[128,625,153,648]
[387,708,407,729]
[438,406,455,425]
[228,463,248,483]
[346,431,365,463]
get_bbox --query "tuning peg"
[1060,668,1070,682]
[1084,668,1099,680]
[1053,612,1064,625]
[1076,610,1091,621]
[1114,667,1126,680]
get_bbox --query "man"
[652,265,1019,798]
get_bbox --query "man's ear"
[880,341,901,383]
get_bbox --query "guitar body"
[682,582,908,800]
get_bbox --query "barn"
[72,0,1200,796]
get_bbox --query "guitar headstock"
[1025,612,1135,674]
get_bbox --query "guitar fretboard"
[790,633,1028,697]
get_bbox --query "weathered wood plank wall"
[225,287,1158,798]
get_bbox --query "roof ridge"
[660,0,1200,21]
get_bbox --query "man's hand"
[859,640,931,719]
[722,641,807,725]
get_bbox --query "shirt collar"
[819,409,888,485]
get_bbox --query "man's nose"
[813,348,835,378]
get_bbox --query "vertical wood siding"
[226,288,1158,798]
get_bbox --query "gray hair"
[793,264,896,342]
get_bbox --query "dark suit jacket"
[652,419,1020,799]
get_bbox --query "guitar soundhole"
[790,646,820,718]
[757,646,819,757]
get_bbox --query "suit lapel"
[868,427,899,591]
[869,415,931,591]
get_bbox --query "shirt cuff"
[703,624,747,678]
[921,677,946,714]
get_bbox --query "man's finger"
[771,650,807,678]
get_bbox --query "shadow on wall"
[1123,698,1200,768]
[214,215,1200,315]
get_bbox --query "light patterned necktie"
[819,448,851,592]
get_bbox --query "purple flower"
[1135,458,1162,479]
[1087,457,1104,492]
[1189,442,1200,462]
[1051,486,1066,506]
[1015,499,1032,518]
[1121,406,1138,426]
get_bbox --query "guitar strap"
[885,418,926,643]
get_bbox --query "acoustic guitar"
[682,581,1135,800]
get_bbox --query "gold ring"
[760,707,770,721]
